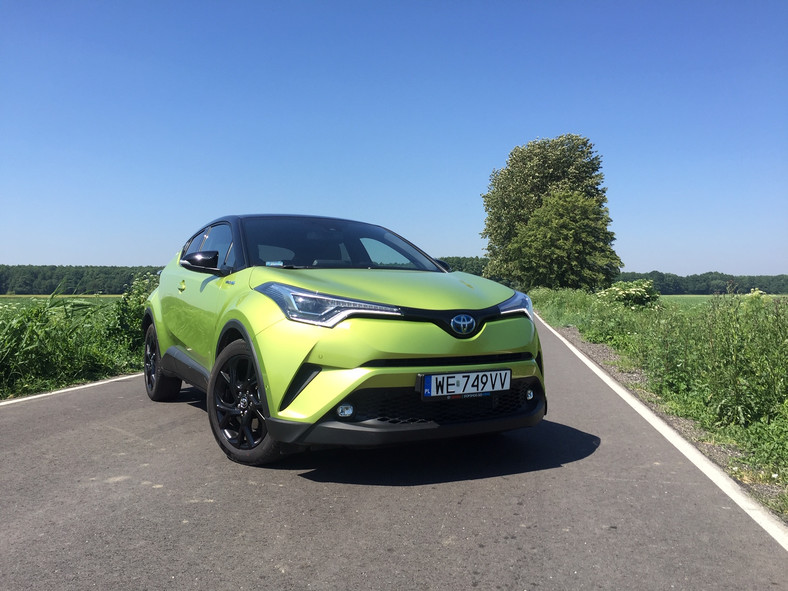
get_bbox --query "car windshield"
[241,216,442,271]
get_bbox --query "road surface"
[1,318,786,590]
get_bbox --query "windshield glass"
[241,216,442,271]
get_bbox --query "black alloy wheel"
[213,351,265,449]
[144,323,181,401]
[207,340,284,465]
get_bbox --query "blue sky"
[1,0,786,275]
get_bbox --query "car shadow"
[275,420,600,486]
[169,387,600,485]
[158,386,207,409]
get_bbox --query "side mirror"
[180,251,222,274]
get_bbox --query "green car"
[143,215,546,464]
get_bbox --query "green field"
[662,293,787,307]
[661,294,712,304]
[0,294,120,304]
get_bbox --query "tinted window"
[183,228,209,257]
[241,217,440,271]
[360,237,418,268]
[224,242,236,268]
[202,223,234,268]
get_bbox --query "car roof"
[206,214,379,227]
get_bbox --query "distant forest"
[1,262,786,295]
[440,257,788,295]
[614,271,788,295]
[0,265,162,295]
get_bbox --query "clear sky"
[1,0,786,275]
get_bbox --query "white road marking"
[537,313,788,553]
[0,373,143,407]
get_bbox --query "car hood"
[248,268,515,311]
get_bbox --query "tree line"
[616,270,788,295]
[440,258,787,295]
[0,265,162,295]
[4,262,784,296]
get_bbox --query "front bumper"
[252,312,546,447]
[265,377,546,446]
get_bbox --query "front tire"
[207,339,284,465]
[144,323,182,401]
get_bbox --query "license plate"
[421,370,511,400]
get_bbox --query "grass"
[661,294,713,307]
[0,294,120,312]
[0,275,158,399]
[532,284,788,518]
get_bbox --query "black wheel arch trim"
[142,311,179,379]
[142,308,155,333]
[216,319,271,418]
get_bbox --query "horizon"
[1,261,786,280]
[1,2,786,275]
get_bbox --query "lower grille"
[335,378,542,425]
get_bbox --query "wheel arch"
[216,319,252,356]
[143,287,164,338]
[216,319,271,418]
[142,307,155,334]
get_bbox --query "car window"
[201,223,234,268]
[360,237,417,269]
[241,216,440,271]
[183,228,209,257]
[225,242,236,268]
[258,245,296,265]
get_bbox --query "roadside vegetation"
[0,273,159,399]
[532,281,788,516]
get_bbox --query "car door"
[165,223,235,370]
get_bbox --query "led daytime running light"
[498,291,534,319]
[257,282,402,327]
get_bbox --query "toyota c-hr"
[143,215,546,464]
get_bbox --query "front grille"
[361,352,531,368]
[335,378,542,425]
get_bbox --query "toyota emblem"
[450,314,476,335]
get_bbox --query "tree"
[508,189,622,290]
[0,265,163,294]
[439,256,488,276]
[481,134,620,288]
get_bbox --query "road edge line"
[0,373,143,407]
[536,313,788,553]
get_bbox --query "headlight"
[497,291,534,319]
[256,282,402,327]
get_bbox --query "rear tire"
[143,323,182,401]
[207,339,285,465]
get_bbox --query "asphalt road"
[1,319,787,590]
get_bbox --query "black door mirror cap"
[180,251,223,274]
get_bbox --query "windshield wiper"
[262,263,312,269]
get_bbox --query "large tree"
[481,134,621,289]
[508,189,622,290]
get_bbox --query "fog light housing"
[525,389,535,401]
[336,403,354,418]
